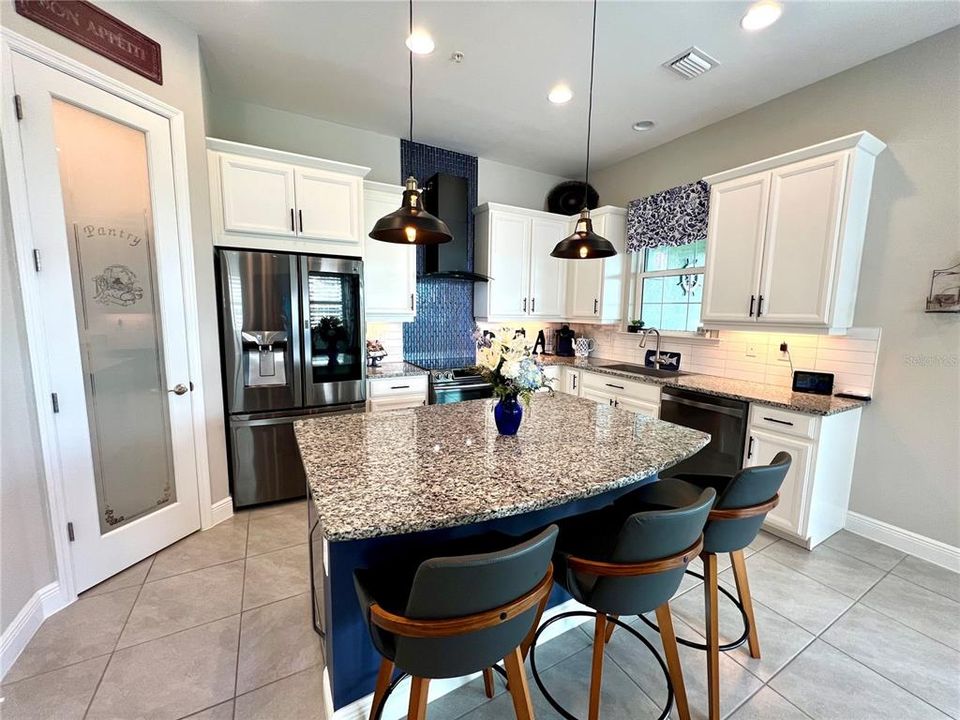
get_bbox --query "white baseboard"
[330,598,592,720]
[846,511,960,573]
[1,581,70,681]
[209,497,234,527]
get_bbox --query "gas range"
[408,356,494,405]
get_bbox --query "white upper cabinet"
[475,204,556,321]
[208,138,369,255]
[294,167,362,244]
[219,155,297,238]
[701,132,885,334]
[757,152,847,325]
[529,218,568,318]
[565,207,626,324]
[701,172,769,323]
[363,182,417,321]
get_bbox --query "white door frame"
[1,28,214,603]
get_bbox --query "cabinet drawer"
[368,395,426,413]
[367,375,428,399]
[750,405,818,439]
[581,371,661,404]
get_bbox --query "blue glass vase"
[494,395,523,435]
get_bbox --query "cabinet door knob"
[749,295,756,317]
[410,293,415,310]
[531,297,536,313]
[290,208,295,232]
[757,295,764,316]
[747,435,755,459]
[169,383,189,396]
[593,298,598,314]
[523,297,527,312]
[298,209,304,233]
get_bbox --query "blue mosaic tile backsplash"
[401,140,479,361]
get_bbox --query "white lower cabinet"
[540,365,561,393]
[559,367,581,396]
[746,404,862,548]
[578,371,660,416]
[366,375,428,412]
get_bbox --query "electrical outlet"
[746,343,760,358]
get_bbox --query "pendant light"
[551,0,617,260]
[369,0,452,245]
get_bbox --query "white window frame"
[628,241,706,335]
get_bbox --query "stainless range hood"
[421,173,490,282]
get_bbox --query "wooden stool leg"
[482,668,495,699]
[369,658,394,720]
[655,603,690,720]
[407,676,430,720]
[520,589,551,661]
[703,553,721,720]
[589,613,607,720]
[730,550,761,659]
[503,646,535,720]
[604,615,618,644]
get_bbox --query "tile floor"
[2,500,958,720]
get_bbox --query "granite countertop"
[366,361,428,380]
[294,393,709,541]
[540,355,867,416]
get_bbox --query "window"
[631,240,706,333]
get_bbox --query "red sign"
[15,1,162,85]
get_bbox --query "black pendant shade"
[551,209,617,259]
[369,176,452,245]
[551,0,617,260]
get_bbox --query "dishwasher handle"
[661,393,747,419]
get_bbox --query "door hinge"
[33,248,41,272]
[51,392,60,413]
[13,94,23,120]
[67,522,75,542]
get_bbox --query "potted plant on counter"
[474,331,553,435]
[627,319,644,333]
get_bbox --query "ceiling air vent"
[664,47,719,79]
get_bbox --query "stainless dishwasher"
[658,387,749,478]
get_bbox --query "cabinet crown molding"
[703,131,885,186]
[206,137,371,178]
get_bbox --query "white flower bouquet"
[473,328,554,404]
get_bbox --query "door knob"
[169,384,189,395]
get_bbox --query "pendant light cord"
[583,0,597,209]
[409,0,414,144]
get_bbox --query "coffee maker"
[555,324,576,357]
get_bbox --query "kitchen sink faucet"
[638,327,666,368]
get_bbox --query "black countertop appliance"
[555,324,576,356]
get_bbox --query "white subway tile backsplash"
[562,324,881,394]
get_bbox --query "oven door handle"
[662,395,746,418]
[434,382,493,393]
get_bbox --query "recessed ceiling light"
[548,84,573,104]
[741,1,782,31]
[405,29,435,55]
[632,120,656,132]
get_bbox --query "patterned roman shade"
[626,180,710,252]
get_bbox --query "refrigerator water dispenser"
[241,330,288,387]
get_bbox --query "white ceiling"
[161,1,959,177]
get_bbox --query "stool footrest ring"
[530,611,674,720]
[638,569,751,653]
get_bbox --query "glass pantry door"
[10,54,200,592]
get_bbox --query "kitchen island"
[294,393,709,716]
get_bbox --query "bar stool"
[529,487,715,720]
[614,452,791,720]
[354,525,558,720]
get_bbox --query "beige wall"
[593,28,960,546]
[0,153,57,632]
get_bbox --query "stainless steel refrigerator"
[216,249,366,507]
